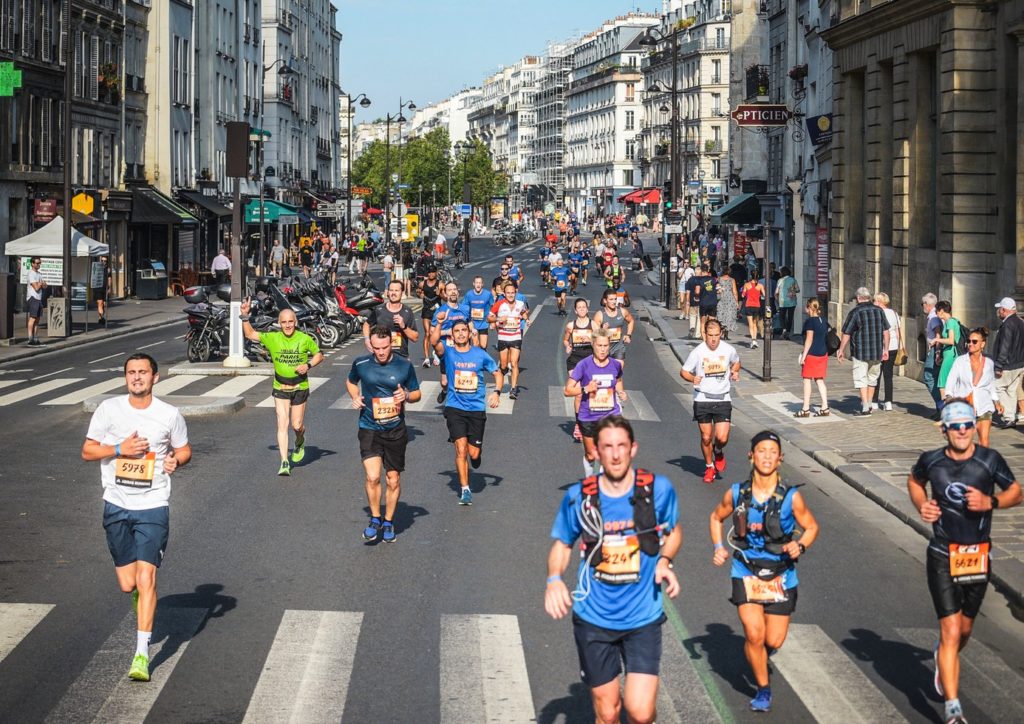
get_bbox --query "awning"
[4,216,107,257]
[244,199,302,224]
[177,190,232,219]
[296,207,316,225]
[636,188,660,205]
[131,187,199,225]
[710,192,760,225]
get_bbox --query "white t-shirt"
[86,395,189,510]
[434,233,447,248]
[548,251,563,265]
[682,341,740,402]
[27,269,43,301]
[882,307,900,351]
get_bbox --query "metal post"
[225,176,249,367]
[762,212,774,381]
[346,94,352,240]
[59,0,74,337]
[664,29,680,309]
[383,115,391,252]
[258,135,266,275]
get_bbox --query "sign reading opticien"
[731,105,792,127]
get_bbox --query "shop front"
[127,187,199,297]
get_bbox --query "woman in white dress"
[944,326,1001,447]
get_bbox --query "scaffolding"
[531,42,573,204]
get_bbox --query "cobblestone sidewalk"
[643,300,1024,607]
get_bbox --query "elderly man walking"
[992,297,1024,428]
[921,293,944,418]
[837,286,891,416]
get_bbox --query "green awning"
[244,200,301,224]
[710,192,759,225]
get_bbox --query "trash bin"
[135,259,168,300]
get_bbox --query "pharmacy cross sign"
[0,62,23,97]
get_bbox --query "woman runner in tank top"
[563,298,597,441]
[593,288,635,366]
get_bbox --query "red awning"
[365,207,383,215]
[620,189,644,203]
[638,188,660,204]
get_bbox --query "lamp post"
[383,99,416,253]
[455,141,471,263]
[342,91,371,238]
[260,53,295,274]
[431,182,436,227]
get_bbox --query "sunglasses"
[943,421,976,432]
[968,339,983,345]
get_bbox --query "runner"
[907,399,1022,724]
[346,326,422,543]
[679,318,741,483]
[491,262,518,299]
[504,254,522,285]
[431,282,473,404]
[418,267,442,367]
[241,301,324,475]
[563,297,597,442]
[81,353,191,682]
[461,276,495,349]
[604,254,626,291]
[695,264,719,340]
[362,279,419,358]
[565,329,627,476]
[580,242,592,286]
[567,244,583,294]
[544,416,681,724]
[550,256,570,316]
[539,241,552,287]
[593,288,635,368]
[709,430,820,713]
[488,281,531,399]
[437,319,503,505]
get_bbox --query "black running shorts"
[730,579,798,616]
[358,424,409,472]
[693,401,732,424]
[272,387,310,405]
[444,407,486,447]
[926,546,988,619]
[572,614,664,688]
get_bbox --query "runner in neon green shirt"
[241,301,324,475]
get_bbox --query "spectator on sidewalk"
[211,249,231,285]
[871,292,902,411]
[729,253,747,288]
[774,266,800,340]
[269,239,285,278]
[991,297,1024,429]
[796,297,830,417]
[677,259,695,322]
[716,266,739,341]
[921,293,944,416]
[25,256,47,346]
[741,276,766,349]
[945,327,1000,447]
[837,287,891,416]
[929,300,963,400]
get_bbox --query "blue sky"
[337,0,662,123]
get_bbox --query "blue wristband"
[713,543,725,550]
[546,574,562,585]
[115,443,121,457]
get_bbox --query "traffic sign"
[351,185,372,196]
[665,224,684,234]
[316,209,340,218]
[458,203,472,216]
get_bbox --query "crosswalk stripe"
[896,627,1024,719]
[153,375,206,396]
[549,385,576,417]
[549,386,661,421]
[243,610,362,724]
[41,378,126,406]
[440,614,535,723]
[201,376,267,398]
[0,379,26,391]
[0,603,54,665]
[45,606,207,724]
[255,377,331,407]
[0,378,83,406]
[771,623,906,723]
[402,380,516,415]
[657,618,723,723]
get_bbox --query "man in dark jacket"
[992,297,1024,428]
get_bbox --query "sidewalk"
[643,300,1024,607]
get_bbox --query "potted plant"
[677,16,696,30]
[788,64,808,81]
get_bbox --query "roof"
[4,216,107,257]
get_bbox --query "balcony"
[316,138,331,159]
[704,139,723,154]
[278,85,294,105]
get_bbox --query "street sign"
[316,209,339,218]
[731,104,792,127]
[0,62,23,96]
[398,184,410,189]
[351,185,372,196]
[458,203,472,216]
[665,224,684,234]
[688,180,701,188]
[586,198,594,206]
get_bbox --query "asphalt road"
[1,234,1023,723]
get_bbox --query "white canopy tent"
[4,216,108,258]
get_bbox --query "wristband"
[546,574,561,585]
[797,542,807,555]
[115,443,121,457]
[713,542,725,550]
[659,555,674,567]
[991,495,1000,510]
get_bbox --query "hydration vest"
[729,480,802,581]
[579,469,662,569]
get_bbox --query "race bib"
[742,575,788,603]
[471,307,485,320]
[608,327,623,342]
[702,356,727,376]
[595,534,641,584]
[503,316,520,332]
[114,453,156,489]
[454,370,478,392]
[949,542,990,584]
[590,387,615,412]
[556,280,566,289]
[372,396,399,423]
[571,328,592,346]
[391,331,403,349]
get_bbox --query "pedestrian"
[836,287,891,416]
[991,297,1024,429]
[24,256,47,345]
[907,399,1022,724]
[544,416,681,724]
[774,266,799,339]
[81,353,192,681]
[381,247,395,287]
[94,254,111,324]
[740,276,766,348]
[795,297,830,417]
[871,292,903,411]
[921,293,944,417]
[299,243,313,277]
[677,258,695,320]
[944,327,999,447]
[716,265,739,340]
[729,253,748,288]
[269,239,285,277]
[929,300,963,400]
[211,248,231,285]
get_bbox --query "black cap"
[750,430,782,451]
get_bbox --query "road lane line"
[242,610,362,724]
[45,606,207,724]
[523,301,545,336]
[440,614,535,723]
[771,623,905,723]
[201,376,266,397]
[152,375,206,396]
[0,603,54,665]
[255,377,330,407]
[549,385,575,417]
[31,366,74,380]
[88,352,124,364]
[0,378,83,406]
[138,340,166,350]
[657,606,723,723]
[0,379,26,392]
[42,378,126,405]
[620,390,661,422]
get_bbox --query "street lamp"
[454,141,472,262]
[342,91,371,239]
[431,182,436,226]
[259,56,295,274]
[383,99,416,252]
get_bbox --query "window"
[40,97,51,165]
[623,169,634,186]
[712,59,721,84]
[711,93,721,115]
[89,34,99,100]
[711,159,721,178]
[21,0,34,58]
[625,83,635,102]
[626,140,635,160]
[625,110,634,130]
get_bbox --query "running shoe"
[749,687,771,712]
[714,449,726,474]
[380,521,396,543]
[437,387,447,404]
[944,714,968,724]
[422,359,432,368]
[750,340,758,349]
[432,353,441,366]
[363,517,382,541]
[278,459,291,476]
[128,653,150,682]
[131,589,139,613]
[573,423,582,442]
[702,466,716,484]
[290,433,306,463]
[933,641,944,697]
[509,386,519,400]
[470,451,482,469]
[459,488,473,506]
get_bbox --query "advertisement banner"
[20,257,63,284]
[815,227,830,294]
[806,114,833,146]
[489,197,509,220]
[732,231,749,259]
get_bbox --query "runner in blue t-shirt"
[580,245,592,286]
[567,248,583,294]
[461,276,495,349]
[431,281,473,405]
[345,326,422,543]
[503,254,522,284]
[435,320,503,506]
[550,259,570,316]
[539,244,552,287]
[544,416,681,723]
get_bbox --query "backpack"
[952,321,970,356]
[826,324,841,356]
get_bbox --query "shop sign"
[816,227,830,294]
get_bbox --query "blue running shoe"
[459,488,472,506]
[362,517,382,541]
[750,687,772,713]
[381,521,396,543]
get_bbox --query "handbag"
[893,348,908,366]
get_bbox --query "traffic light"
[663,180,673,209]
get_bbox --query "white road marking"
[771,623,906,723]
[0,603,54,665]
[440,614,536,723]
[0,378,83,406]
[31,366,73,380]
[522,302,545,337]
[0,379,26,392]
[402,380,514,415]
[242,610,363,724]
[88,352,124,364]
[41,378,126,405]
[152,375,206,396]
[137,340,166,350]
[549,386,660,421]
[255,377,331,407]
[201,376,267,397]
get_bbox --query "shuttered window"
[89,34,99,100]
[41,98,51,166]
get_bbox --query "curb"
[641,300,1024,610]
[0,317,184,365]
[167,362,274,377]
[83,394,244,416]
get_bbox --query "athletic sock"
[945,699,962,718]
[136,630,151,656]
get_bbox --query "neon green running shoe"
[278,459,291,476]
[290,433,306,463]
[129,653,150,681]
[131,589,139,613]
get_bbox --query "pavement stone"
[643,299,1024,608]
[82,394,244,416]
